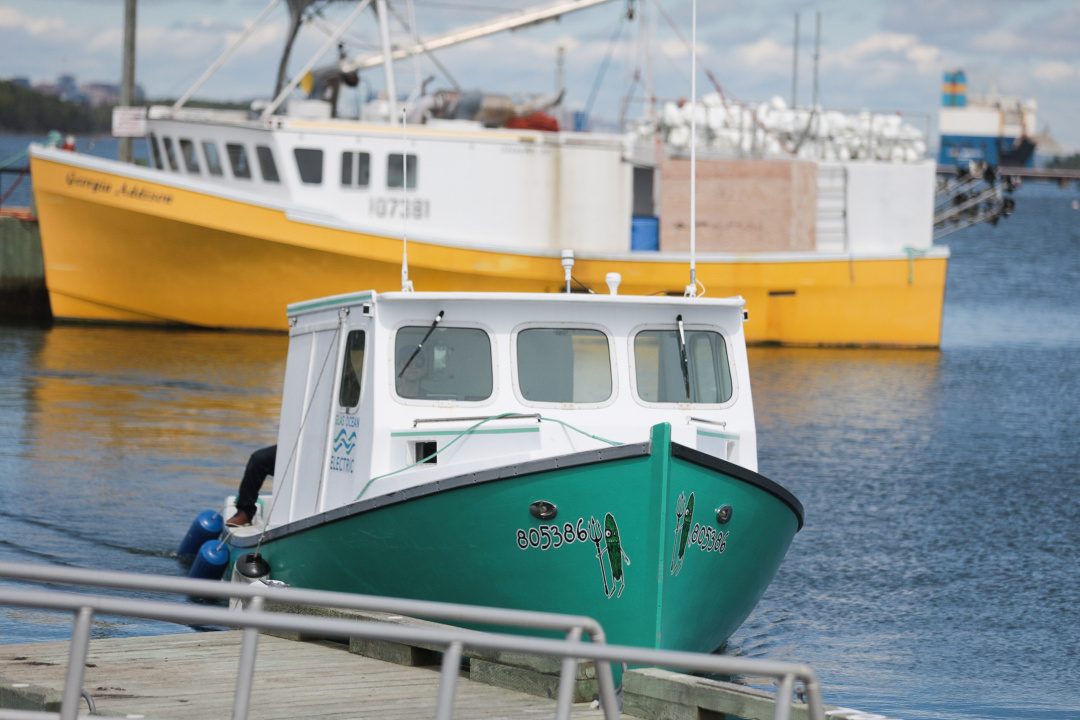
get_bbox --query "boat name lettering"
[369,197,430,220]
[114,182,173,204]
[335,414,360,428]
[516,518,589,551]
[689,523,728,554]
[329,455,355,473]
[64,172,112,195]
[63,173,173,205]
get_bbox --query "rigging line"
[385,1,463,91]
[648,0,793,155]
[584,11,627,119]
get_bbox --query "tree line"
[1045,153,1080,171]
[0,81,113,133]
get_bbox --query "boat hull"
[227,425,802,654]
[30,150,947,346]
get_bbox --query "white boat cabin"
[267,290,758,527]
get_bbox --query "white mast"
[685,0,698,298]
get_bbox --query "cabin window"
[256,145,280,183]
[148,134,163,169]
[162,137,179,171]
[394,326,492,402]
[634,329,732,404]
[341,151,371,188]
[387,153,417,189]
[338,330,366,408]
[202,141,223,176]
[179,139,200,174]
[517,328,611,403]
[294,148,324,184]
[226,143,252,179]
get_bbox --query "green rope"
[537,416,620,447]
[903,246,931,283]
[355,413,621,501]
[0,148,27,170]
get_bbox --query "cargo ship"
[938,69,1037,168]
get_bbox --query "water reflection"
[0,325,285,642]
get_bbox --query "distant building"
[31,75,145,107]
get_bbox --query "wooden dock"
[0,631,609,720]
[0,210,51,324]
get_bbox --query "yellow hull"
[30,153,947,346]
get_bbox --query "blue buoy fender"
[178,510,223,558]
[188,539,230,580]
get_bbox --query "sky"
[1,0,1078,150]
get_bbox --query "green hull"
[229,423,802,654]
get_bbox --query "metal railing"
[0,561,824,720]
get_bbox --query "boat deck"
[0,631,609,719]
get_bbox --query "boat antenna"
[400,108,414,292]
[685,0,698,298]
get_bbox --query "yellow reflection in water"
[26,326,287,486]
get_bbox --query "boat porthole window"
[387,153,417,189]
[148,134,163,170]
[256,145,280,183]
[633,329,733,404]
[338,330,366,408]
[517,328,612,403]
[202,141,223,177]
[179,139,200,174]
[226,143,252,179]
[294,148,324,185]
[162,137,179,171]
[341,151,371,188]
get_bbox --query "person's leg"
[234,445,276,521]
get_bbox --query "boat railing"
[0,560,825,720]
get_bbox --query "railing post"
[554,627,582,720]
[803,673,826,720]
[60,606,94,720]
[774,673,795,720]
[231,595,264,720]
[433,641,463,720]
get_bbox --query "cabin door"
[271,324,345,523]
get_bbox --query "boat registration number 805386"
[516,519,589,550]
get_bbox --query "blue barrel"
[189,539,230,580]
[631,216,659,251]
[572,111,588,132]
[177,510,223,559]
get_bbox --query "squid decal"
[670,491,695,576]
[589,513,631,598]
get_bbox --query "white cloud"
[1033,60,1075,83]
[0,6,83,41]
[733,37,788,72]
[826,32,941,76]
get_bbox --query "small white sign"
[112,106,147,137]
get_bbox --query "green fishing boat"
[219,288,803,655]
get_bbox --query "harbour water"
[1,145,1079,718]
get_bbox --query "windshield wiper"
[399,310,443,377]
[676,314,690,399]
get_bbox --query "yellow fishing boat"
[29,0,948,346]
